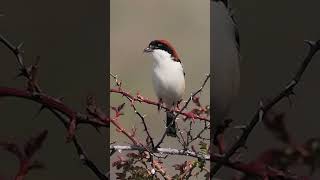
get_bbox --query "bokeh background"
[0,0,107,179]
[217,0,320,179]
[110,0,210,179]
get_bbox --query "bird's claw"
[158,98,163,112]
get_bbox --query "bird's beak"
[143,47,152,53]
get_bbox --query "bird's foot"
[175,99,183,111]
[157,98,163,112]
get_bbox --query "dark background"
[0,0,107,179]
[213,0,320,179]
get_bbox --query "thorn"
[58,96,65,102]
[31,92,41,98]
[17,42,24,50]
[233,125,246,130]
[304,40,315,47]
[94,127,101,134]
[32,105,46,120]
[285,91,295,107]
[259,100,264,108]
[13,72,24,80]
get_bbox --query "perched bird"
[144,40,185,137]
[212,0,240,143]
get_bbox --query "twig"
[50,110,107,180]
[131,104,155,148]
[109,115,140,146]
[110,74,155,148]
[211,40,320,177]
[188,123,210,145]
[153,160,172,180]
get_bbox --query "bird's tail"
[166,111,177,137]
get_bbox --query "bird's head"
[143,40,181,62]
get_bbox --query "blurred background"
[110,0,210,178]
[218,0,320,179]
[0,0,107,179]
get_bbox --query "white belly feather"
[152,53,185,108]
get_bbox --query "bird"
[143,39,185,137]
[212,0,240,144]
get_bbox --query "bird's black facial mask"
[147,40,174,56]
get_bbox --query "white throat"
[150,49,174,66]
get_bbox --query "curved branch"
[0,34,108,180]
[0,87,108,128]
[211,40,320,176]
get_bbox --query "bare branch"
[110,145,211,160]
[0,34,108,180]
[211,40,320,177]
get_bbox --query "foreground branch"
[0,34,108,180]
[50,110,107,180]
[211,40,320,177]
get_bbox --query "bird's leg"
[176,99,182,111]
[171,102,176,112]
[158,98,163,112]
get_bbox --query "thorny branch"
[110,73,155,149]
[110,73,211,178]
[0,130,47,180]
[0,34,108,180]
[211,40,320,178]
[110,76,210,122]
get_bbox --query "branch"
[130,103,155,148]
[110,145,211,160]
[0,87,108,129]
[211,40,320,177]
[110,86,210,122]
[0,34,108,180]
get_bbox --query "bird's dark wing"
[212,0,228,7]
[213,0,240,51]
[177,59,186,76]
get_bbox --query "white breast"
[151,49,185,108]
